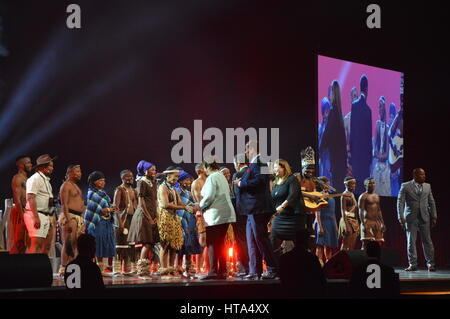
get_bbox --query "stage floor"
[1,268,449,298]
[52,273,280,287]
[50,268,450,295]
[395,268,450,281]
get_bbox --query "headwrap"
[321,97,331,117]
[178,170,191,182]
[136,160,155,177]
[344,176,356,184]
[87,171,105,188]
[84,180,113,236]
[389,103,396,117]
[163,166,180,174]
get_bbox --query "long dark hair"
[330,80,344,123]
[320,80,348,191]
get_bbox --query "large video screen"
[317,55,404,196]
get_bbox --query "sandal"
[58,265,66,277]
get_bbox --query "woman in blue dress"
[314,176,339,266]
[176,171,202,276]
[84,171,118,273]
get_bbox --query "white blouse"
[200,171,236,226]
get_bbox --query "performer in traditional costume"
[58,164,86,275]
[313,176,339,265]
[297,146,323,252]
[157,167,192,276]
[339,176,360,250]
[176,171,202,277]
[127,161,160,277]
[114,169,138,275]
[84,171,117,274]
[359,178,386,249]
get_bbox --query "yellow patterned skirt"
[157,209,184,250]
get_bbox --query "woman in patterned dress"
[157,167,194,276]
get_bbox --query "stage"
[1,268,449,299]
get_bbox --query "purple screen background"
[318,55,402,138]
[317,55,403,197]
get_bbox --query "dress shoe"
[199,273,221,280]
[261,272,278,280]
[428,266,436,272]
[404,266,417,271]
[243,274,260,281]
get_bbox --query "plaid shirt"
[84,187,113,236]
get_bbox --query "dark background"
[0,1,448,266]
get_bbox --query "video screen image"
[317,55,404,196]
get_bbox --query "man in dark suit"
[234,141,278,280]
[231,153,249,277]
[397,168,437,271]
[350,74,373,194]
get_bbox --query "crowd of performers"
[4,140,437,281]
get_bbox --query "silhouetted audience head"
[77,234,96,259]
[365,241,381,260]
[350,240,400,298]
[279,228,326,298]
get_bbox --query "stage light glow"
[338,61,352,90]
[228,247,233,258]
[0,63,137,170]
[0,0,241,172]
[0,31,67,143]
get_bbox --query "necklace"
[143,176,153,187]
[164,181,178,205]
[122,185,132,211]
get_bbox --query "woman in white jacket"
[198,160,236,280]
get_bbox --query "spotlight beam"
[0,62,137,170]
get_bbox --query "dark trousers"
[234,214,249,273]
[247,214,278,275]
[306,214,316,253]
[206,223,230,275]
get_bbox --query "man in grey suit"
[397,168,437,271]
